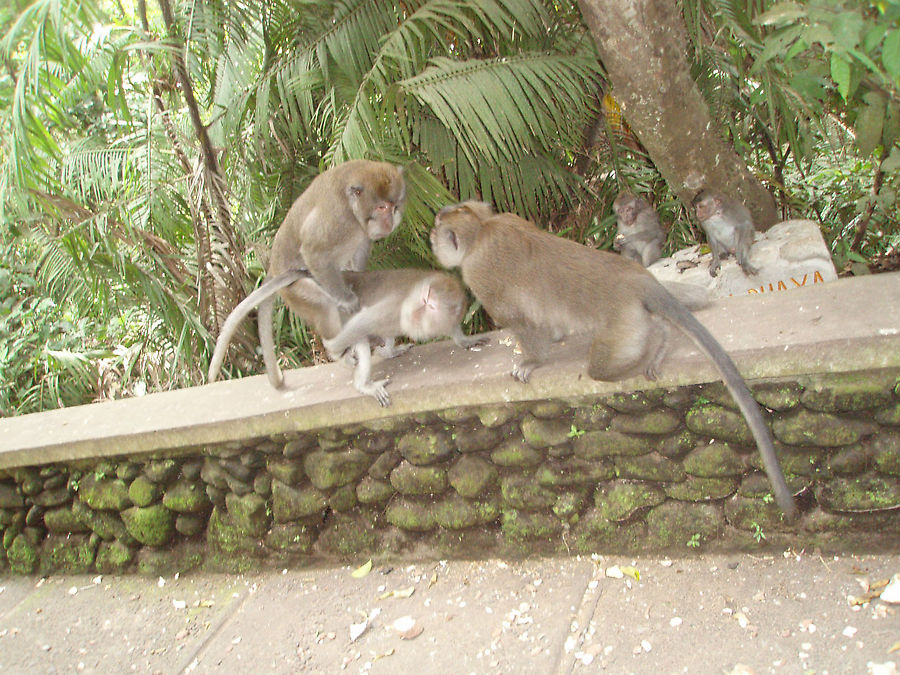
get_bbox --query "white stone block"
[648,220,838,298]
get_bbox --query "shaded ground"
[1,551,897,674]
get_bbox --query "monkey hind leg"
[510,326,552,383]
[587,312,667,382]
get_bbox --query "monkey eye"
[350,185,363,197]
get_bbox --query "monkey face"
[365,199,404,240]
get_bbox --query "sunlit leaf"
[351,559,373,578]
[830,53,852,100]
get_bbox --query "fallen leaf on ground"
[351,560,373,578]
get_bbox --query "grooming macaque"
[431,201,797,519]
[209,268,487,406]
[221,160,406,389]
[612,192,665,267]
[692,190,759,277]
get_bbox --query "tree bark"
[577,0,778,229]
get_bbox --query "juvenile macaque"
[431,201,797,519]
[209,268,487,406]
[612,192,665,267]
[210,160,406,388]
[692,190,759,277]
[321,269,489,405]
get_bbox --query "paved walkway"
[1,551,898,673]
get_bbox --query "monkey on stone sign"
[612,192,665,267]
[430,201,797,519]
[692,190,760,277]
[209,159,406,389]
[209,268,487,406]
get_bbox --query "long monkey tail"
[207,270,308,384]
[644,285,798,520]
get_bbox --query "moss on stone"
[645,501,722,549]
[43,505,91,534]
[753,447,827,479]
[397,429,455,465]
[144,458,181,483]
[225,492,270,538]
[573,430,654,459]
[501,509,561,540]
[500,474,556,510]
[385,497,437,531]
[750,382,802,411]
[664,476,738,502]
[656,430,700,459]
[828,444,871,476]
[128,475,162,507]
[266,458,305,485]
[368,451,401,480]
[0,483,23,509]
[616,454,685,482]
[95,540,135,573]
[817,474,900,511]
[477,405,518,428]
[602,391,662,413]
[78,474,131,511]
[448,455,498,499]
[265,522,314,553]
[610,410,681,435]
[535,458,615,487]
[206,506,261,555]
[594,481,665,521]
[356,476,396,505]
[163,480,211,513]
[175,513,207,538]
[40,533,97,574]
[683,442,745,478]
[573,404,613,431]
[271,480,328,522]
[552,489,589,521]
[772,409,863,447]
[491,439,544,467]
[724,495,793,531]
[317,513,378,556]
[685,404,755,446]
[520,415,572,448]
[873,432,900,476]
[571,511,647,553]
[121,504,176,546]
[453,425,505,453]
[875,402,900,426]
[6,533,38,574]
[434,493,500,529]
[303,449,369,490]
[800,371,897,412]
[390,461,448,496]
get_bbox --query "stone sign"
[649,219,838,298]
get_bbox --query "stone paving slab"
[1,552,898,674]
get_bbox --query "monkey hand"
[376,341,413,359]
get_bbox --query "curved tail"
[207,271,307,384]
[645,286,798,520]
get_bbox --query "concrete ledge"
[1,272,898,471]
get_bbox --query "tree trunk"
[577,0,778,229]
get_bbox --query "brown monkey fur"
[430,201,796,519]
[209,268,487,406]
[210,160,406,389]
[692,190,759,277]
[612,192,665,267]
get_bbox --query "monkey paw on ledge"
[649,219,837,299]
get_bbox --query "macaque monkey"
[692,190,759,277]
[209,268,487,406]
[431,202,797,519]
[612,192,665,267]
[210,160,406,388]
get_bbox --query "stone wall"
[1,368,898,575]
[1,273,898,575]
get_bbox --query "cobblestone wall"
[1,369,898,575]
